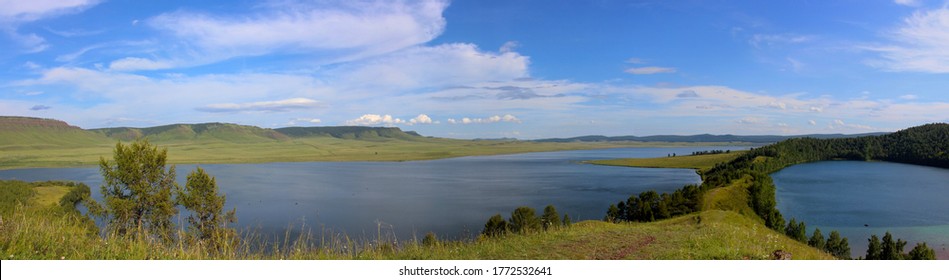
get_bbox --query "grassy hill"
[2,116,672,170]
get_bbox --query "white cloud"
[0,0,100,52]
[144,0,448,68]
[334,43,530,90]
[749,34,815,48]
[894,0,920,7]
[899,94,918,100]
[499,41,519,53]
[625,66,676,75]
[345,114,405,126]
[0,0,99,22]
[288,118,322,125]
[808,120,817,126]
[867,7,949,73]
[198,98,322,113]
[447,114,521,124]
[109,57,176,71]
[408,114,435,125]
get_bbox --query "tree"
[785,218,807,242]
[98,139,178,240]
[866,235,882,260]
[881,232,907,260]
[605,204,620,222]
[541,205,561,231]
[178,167,236,246]
[908,243,936,260]
[482,214,508,237]
[510,206,541,234]
[562,214,572,227]
[422,232,438,247]
[825,231,851,259]
[808,228,825,250]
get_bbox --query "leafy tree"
[97,139,178,240]
[509,206,541,234]
[825,231,851,259]
[908,243,936,260]
[866,235,882,260]
[881,232,907,260]
[541,205,561,231]
[562,214,572,227]
[808,228,825,250]
[605,204,620,222]
[178,167,236,245]
[482,214,508,237]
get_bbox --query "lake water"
[0,146,743,243]
[772,161,949,259]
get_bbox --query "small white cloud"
[736,117,766,125]
[447,114,521,124]
[288,118,321,125]
[749,34,814,48]
[834,119,845,126]
[894,0,920,7]
[809,106,823,112]
[808,120,817,126]
[625,66,676,75]
[198,98,321,113]
[767,102,787,110]
[345,114,404,126]
[408,114,435,125]
[499,41,519,53]
[626,58,645,64]
[109,57,175,71]
[899,94,918,100]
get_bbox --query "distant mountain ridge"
[534,132,888,143]
[0,116,428,146]
[0,116,889,146]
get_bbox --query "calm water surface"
[772,161,949,259]
[0,146,743,242]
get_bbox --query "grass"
[700,175,762,222]
[587,151,747,173]
[1,137,746,170]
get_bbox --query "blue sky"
[1,0,947,139]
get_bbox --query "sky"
[1,0,948,139]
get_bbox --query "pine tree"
[541,205,561,231]
[482,214,508,237]
[510,206,541,234]
[866,235,882,260]
[908,243,936,260]
[808,228,825,250]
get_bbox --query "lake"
[0,146,743,243]
[772,161,949,259]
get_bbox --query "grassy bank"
[0,138,745,170]
[587,151,747,173]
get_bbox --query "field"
[0,137,747,170]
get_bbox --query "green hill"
[0,117,112,149]
[275,126,424,141]
[91,123,290,143]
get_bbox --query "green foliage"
[825,231,851,259]
[908,243,936,260]
[607,185,701,224]
[784,218,807,243]
[866,235,882,260]
[880,232,907,260]
[562,214,571,227]
[509,206,541,234]
[482,214,509,237]
[808,228,825,250]
[97,139,178,240]
[178,167,236,247]
[422,232,438,247]
[0,180,33,215]
[541,205,561,230]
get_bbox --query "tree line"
[482,205,571,237]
